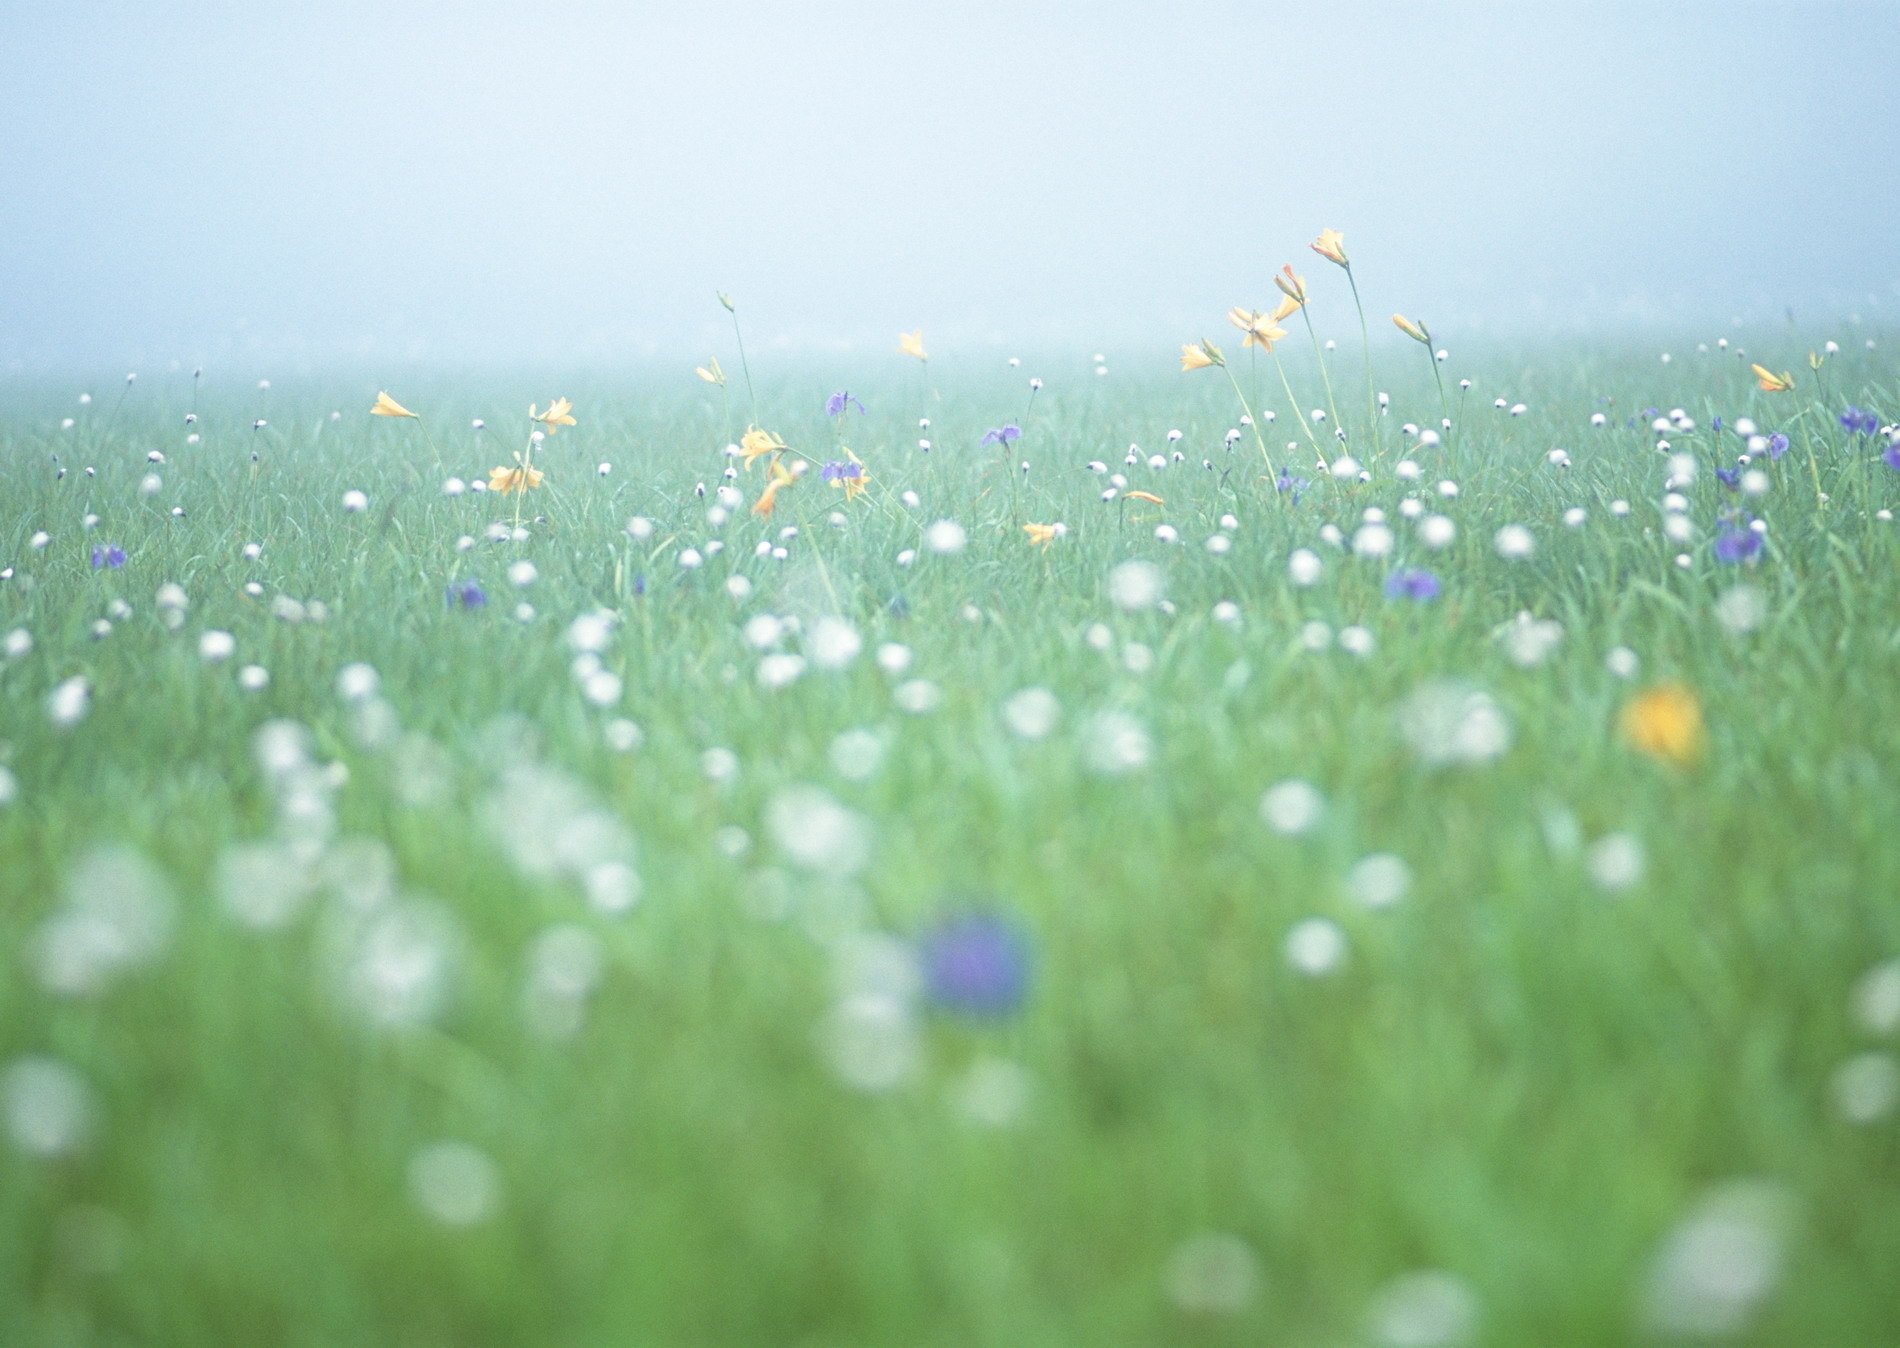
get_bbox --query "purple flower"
[820,460,863,483]
[1711,415,1725,433]
[445,579,486,608]
[1840,406,1879,436]
[1383,568,1441,601]
[1275,468,1309,503]
[1882,444,1900,472]
[919,912,1031,1016]
[1714,517,1762,565]
[825,390,867,418]
[1766,433,1789,461]
[90,544,126,570]
[980,424,1022,447]
[1714,466,1741,491]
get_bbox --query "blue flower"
[825,390,867,418]
[1714,466,1741,491]
[920,912,1031,1016]
[445,579,486,608]
[980,424,1022,447]
[1275,468,1309,503]
[90,544,126,570]
[1766,433,1789,461]
[1711,415,1725,433]
[1714,517,1762,565]
[820,460,863,483]
[1883,444,1900,473]
[1840,406,1879,436]
[1383,568,1441,601]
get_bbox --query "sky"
[2,0,1896,371]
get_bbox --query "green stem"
[1299,307,1343,443]
[1270,350,1327,462]
[1220,365,1276,482]
[1345,265,1377,454]
[729,309,756,421]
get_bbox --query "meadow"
[2,282,1898,1344]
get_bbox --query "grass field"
[2,329,1898,1344]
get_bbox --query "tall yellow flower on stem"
[488,457,545,496]
[1180,340,1224,371]
[898,329,928,361]
[1619,682,1707,767]
[1227,307,1288,351]
[695,358,726,386]
[529,397,577,434]
[751,456,795,517]
[1274,265,1307,305]
[370,391,418,419]
[1751,364,1794,393]
[1393,313,1431,344]
[739,425,787,469]
[1310,228,1349,267]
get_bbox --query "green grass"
[2,338,1898,1345]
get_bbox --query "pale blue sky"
[3,1,1895,369]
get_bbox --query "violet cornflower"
[1383,568,1441,601]
[919,912,1031,1016]
[1714,518,1762,565]
[1275,468,1309,503]
[825,391,867,418]
[1882,444,1900,472]
[1766,433,1790,461]
[90,544,126,570]
[1840,406,1879,436]
[1714,466,1741,491]
[820,460,863,483]
[445,579,487,609]
[980,424,1021,447]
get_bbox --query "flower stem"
[1345,265,1378,454]
[1220,365,1276,482]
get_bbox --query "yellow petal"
[370,391,418,419]
[898,329,927,360]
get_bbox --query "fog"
[3,0,1895,371]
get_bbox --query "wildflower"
[1714,517,1763,564]
[1180,340,1224,371]
[739,425,787,468]
[1310,227,1349,266]
[445,580,487,609]
[90,544,125,570]
[822,452,869,502]
[488,459,545,494]
[1269,294,1302,324]
[1384,568,1441,601]
[897,329,927,361]
[752,457,795,517]
[694,357,726,386]
[1766,432,1789,460]
[1123,490,1164,505]
[980,424,1022,447]
[1393,313,1431,344]
[1274,469,1308,503]
[528,397,577,433]
[1884,444,1900,472]
[370,391,419,419]
[1750,365,1793,393]
[919,912,1031,1016]
[1840,406,1879,436]
[825,390,868,418]
[1226,307,1287,350]
[1273,264,1307,304]
[1023,522,1059,547]
[1620,682,1706,766]
[1714,466,1741,490]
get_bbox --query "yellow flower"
[1269,295,1302,324]
[898,329,928,361]
[529,397,577,434]
[1750,364,1794,393]
[1124,490,1164,506]
[1023,522,1059,547]
[1619,682,1706,766]
[488,462,545,495]
[1227,307,1287,350]
[1310,228,1349,267]
[1180,340,1224,371]
[831,450,870,502]
[695,358,726,386]
[752,457,795,517]
[739,425,787,469]
[1807,350,1825,371]
[1274,265,1307,304]
[1393,313,1431,344]
[370,390,418,419]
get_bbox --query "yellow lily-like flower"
[1124,490,1164,506]
[1310,228,1349,267]
[897,329,928,361]
[488,460,546,495]
[1619,682,1706,767]
[1228,308,1288,350]
[1751,364,1794,393]
[1807,350,1825,372]
[1023,522,1059,547]
[751,456,795,517]
[739,424,787,469]
[1180,340,1224,371]
[1270,294,1302,324]
[1393,313,1431,344]
[529,397,577,434]
[369,390,418,419]
[695,357,726,386]
[1274,265,1307,304]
